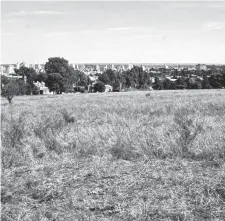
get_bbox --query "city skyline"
[2,1,225,64]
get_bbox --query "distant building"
[164,65,169,69]
[16,63,20,69]
[0,65,6,74]
[196,64,207,71]
[6,65,15,75]
[128,64,134,70]
[33,81,52,94]
[70,64,76,69]
[111,64,116,70]
[95,65,100,71]
[142,65,146,71]
[104,65,108,71]
[105,84,113,92]
[20,62,29,68]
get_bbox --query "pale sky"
[1,1,225,64]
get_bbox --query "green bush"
[94,81,105,92]
[32,86,40,95]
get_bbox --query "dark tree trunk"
[8,97,12,104]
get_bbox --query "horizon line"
[1,62,225,65]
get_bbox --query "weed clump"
[173,107,204,158]
[145,92,151,97]
[1,111,28,169]
[110,144,142,161]
[61,109,75,124]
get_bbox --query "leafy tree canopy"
[14,67,38,87]
[1,79,19,103]
[45,73,64,94]
[45,57,71,79]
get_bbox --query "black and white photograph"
[1,1,225,220]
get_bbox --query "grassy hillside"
[1,90,225,220]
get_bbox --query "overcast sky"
[1,1,225,64]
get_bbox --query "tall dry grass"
[1,90,225,220]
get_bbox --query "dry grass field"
[1,90,225,221]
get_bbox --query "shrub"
[1,111,27,168]
[32,86,40,95]
[173,107,204,157]
[94,81,105,92]
[110,145,142,161]
[79,87,85,93]
[61,109,75,123]
[25,85,32,95]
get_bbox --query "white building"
[142,65,146,71]
[128,64,134,70]
[196,64,207,71]
[104,65,108,71]
[0,65,6,74]
[164,65,169,69]
[95,65,100,71]
[105,84,113,92]
[33,81,52,94]
[6,65,15,75]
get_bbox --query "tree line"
[1,56,225,103]
[97,65,225,90]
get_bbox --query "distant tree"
[187,78,202,89]
[99,72,110,85]
[202,76,212,89]
[1,80,19,104]
[37,72,48,83]
[17,79,27,95]
[94,81,105,92]
[125,74,133,88]
[196,80,202,89]
[77,71,88,87]
[105,69,117,85]
[25,84,32,95]
[117,72,126,88]
[163,78,172,90]
[222,66,225,87]
[69,70,79,86]
[45,73,64,94]
[162,78,176,90]
[209,74,224,88]
[1,75,10,86]
[32,86,40,95]
[187,78,196,89]
[14,67,38,89]
[113,80,121,91]
[175,77,188,89]
[153,77,163,90]
[45,57,71,78]
[44,57,74,93]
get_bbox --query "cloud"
[202,22,225,31]
[134,33,166,41]
[4,10,65,18]
[3,32,14,36]
[209,3,225,9]
[30,10,65,15]
[107,27,134,31]
[166,3,197,9]
[44,32,67,37]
